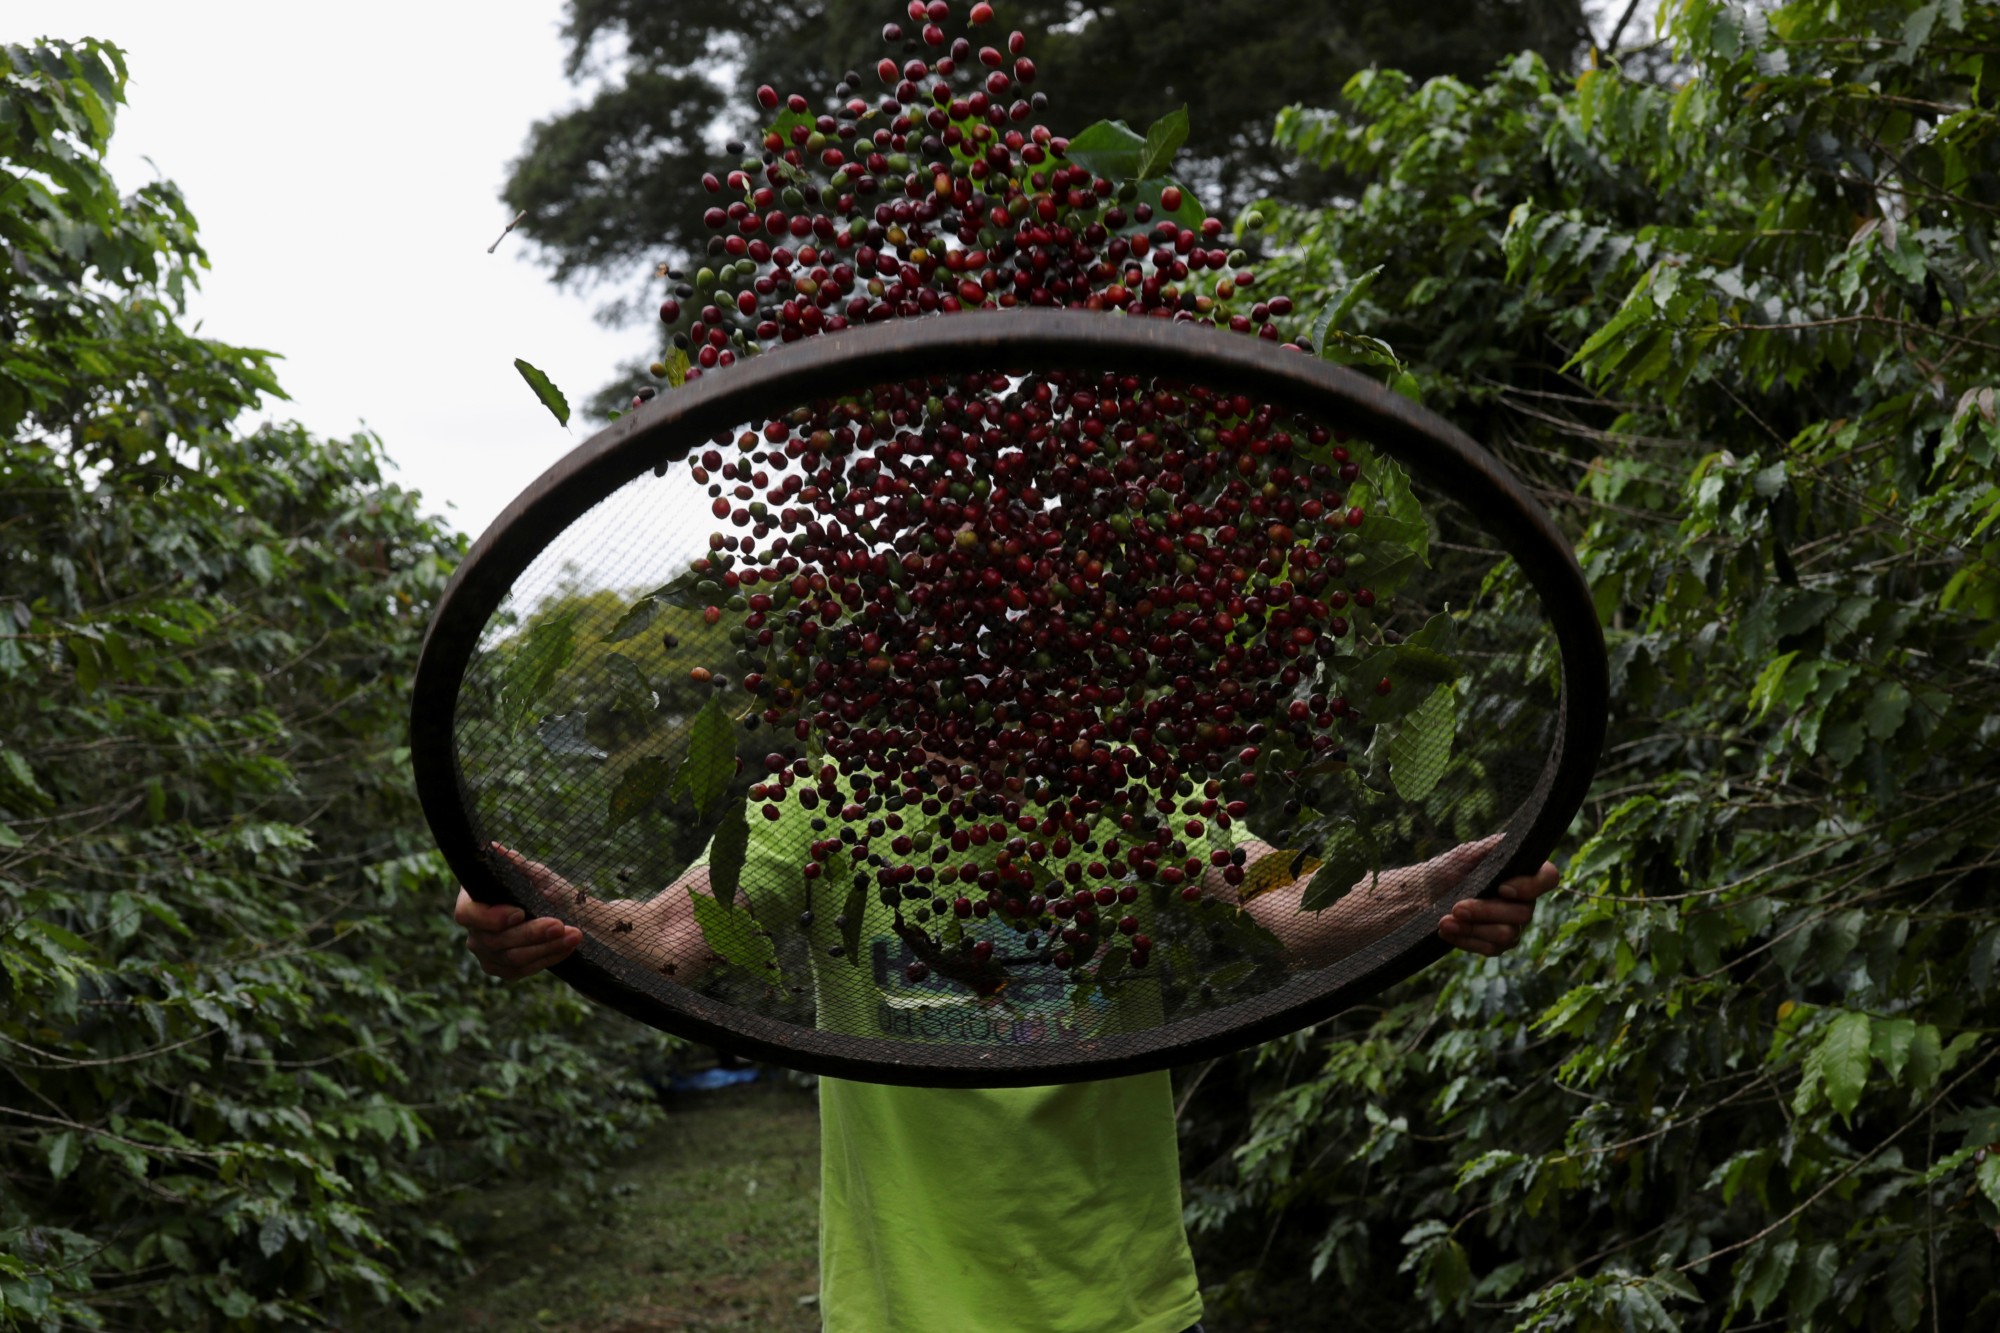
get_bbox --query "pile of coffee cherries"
[646,1,1406,980]
[647,0,1295,379]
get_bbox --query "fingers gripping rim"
[411,310,1607,1087]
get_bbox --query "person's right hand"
[454,848,583,979]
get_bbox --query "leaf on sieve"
[670,694,739,821]
[839,877,868,967]
[1355,641,1466,724]
[497,611,577,733]
[607,755,674,830]
[705,798,751,908]
[648,564,712,611]
[1299,824,1379,912]
[601,652,658,713]
[603,596,661,643]
[688,885,782,979]
[1389,684,1456,802]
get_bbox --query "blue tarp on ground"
[664,1065,760,1093]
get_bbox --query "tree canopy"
[501,0,1591,325]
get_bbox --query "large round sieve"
[411,309,1605,1086]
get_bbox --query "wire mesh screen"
[423,323,1597,1085]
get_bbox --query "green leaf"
[840,876,868,967]
[45,1131,78,1183]
[669,694,739,821]
[1,749,53,809]
[1367,459,1428,560]
[1136,106,1189,180]
[648,564,712,611]
[705,798,754,911]
[688,883,782,979]
[1871,1016,1917,1084]
[662,346,690,389]
[607,755,675,830]
[1061,119,1146,182]
[1863,679,1911,740]
[1978,1154,2000,1211]
[497,612,577,732]
[1353,512,1429,558]
[601,652,658,713]
[1300,824,1378,911]
[513,357,570,427]
[1348,539,1424,598]
[1405,611,1458,656]
[1430,1237,1471,1304]
[1379,644,1464,684]
[767,108,814,144]
[1810,1010,1872,1121]
[1905,1023,1943,1093]
[602,596,661,643]
[1311,265,1384,351]
[1786,1243,1838,1320]
[1354,643,1466,724]
[1732,1237,1796,1320]
[1749,651,1799,722]
[1885,1238,1924,1331]
[1390,683,1456,802]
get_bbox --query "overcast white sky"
[17,1,645,540]
[18,1,1656,542]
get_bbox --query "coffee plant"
[0,40,677,1329]
[1170,1,2000,1329]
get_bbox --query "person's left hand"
[1439,860,1559,957]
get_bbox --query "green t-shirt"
[690,783,1208,1331]
[817,1075,1201,1333]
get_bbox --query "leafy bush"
[1180,1,2000,1328]
[1,39,674,1329]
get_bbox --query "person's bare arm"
[454,844,727,984]
[1206,834,1558,969]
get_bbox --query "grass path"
[404,1080,822,1332]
